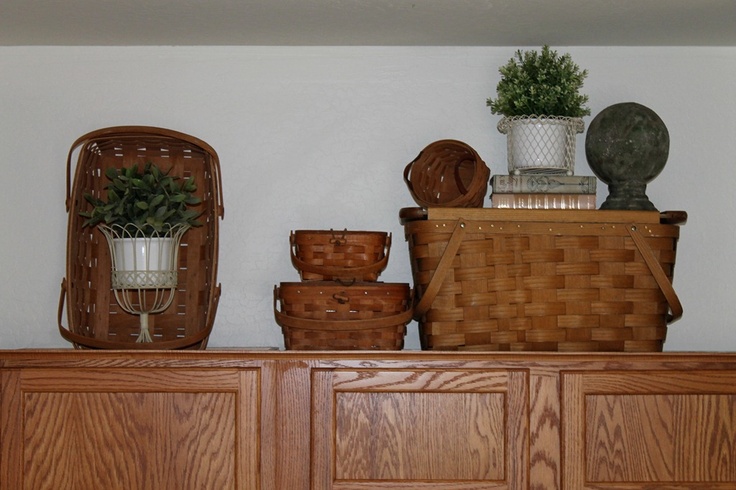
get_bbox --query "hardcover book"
[491,193,597,210]
[491,175,597,194]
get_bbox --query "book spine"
[491,193,597,210]
[491,175,597,194]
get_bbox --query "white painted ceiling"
[1,0,735,47]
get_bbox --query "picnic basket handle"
[412,219,467,320]
[626,224,683,323]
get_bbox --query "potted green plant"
[487,45,590,175]
[81,162,202,234]
[81,161,201,288]
[80,162,202,342]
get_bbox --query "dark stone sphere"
[585,102,669,210]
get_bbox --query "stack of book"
[490,174,597,209]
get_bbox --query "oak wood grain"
[3,350,736,489]
[260,359,313,490]
[529,370,561,490]
[24,391,236,489]
[12,368,258,490]
[1,370,22,489]
[313,368,528,489]
[563,370,736,489]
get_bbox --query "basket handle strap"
[65,133,92,212]
[403,159,423,205]
[273,287,414,331]
[57,279,79,346]
[289,234,392,278]
[412,219,467,320]
[456,156,490,201]
[627,224,683,323]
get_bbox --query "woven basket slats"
[404,139,490,208]
[274,282,412,350]
[60,126,223,349]
[402,208,685,352]
[290,230,390,281]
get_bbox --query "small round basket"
[404,139,490,208]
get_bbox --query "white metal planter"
[99,223,190,342]
[498,116,584,175]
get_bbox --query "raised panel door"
[311,368,529,489]
[1,367,259,490]
[562,370,736,489]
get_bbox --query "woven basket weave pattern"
[61,127,223,349]
[404,139,490,208]
[275,282,412,350]
[290,230,390,281]
[404,212,682,352]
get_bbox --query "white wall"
[1,46,734,351]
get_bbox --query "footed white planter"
[112,236,177,289]
[99,223,190,342]
[498,116,584,175]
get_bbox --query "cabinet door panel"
[6,368,259,490]
[312,369,528,489]
[563,371,736,489]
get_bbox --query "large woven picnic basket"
[59,126,224,349]
[400,207,686,352]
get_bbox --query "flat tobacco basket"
[59,126,224,349]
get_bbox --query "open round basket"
[59,126,224,349]
[403,139,490,208]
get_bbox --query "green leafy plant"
[81,162,202,235]
[486,45,590,118]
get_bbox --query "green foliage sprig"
[81,162,202,235]
[486,45,591,118]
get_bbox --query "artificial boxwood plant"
[487,45,591,118]
[81,162,202,235]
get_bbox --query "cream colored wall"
[0,46,733,351]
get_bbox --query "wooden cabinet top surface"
[2,349,736,370]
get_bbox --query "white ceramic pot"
[113,236,174,270]
[112,237,177,288]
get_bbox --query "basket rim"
[66,125,224,219]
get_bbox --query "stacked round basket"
[274,229,413,350]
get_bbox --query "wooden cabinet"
[2,351,736,489]
[1,364,260,489]
[311,368,528,488]
[562,369,736,488]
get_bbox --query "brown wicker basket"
[290,229,391,282]
[400,207,686,352]
[274,282,412,350]
[404,139,490,208]
[59,126,224,349]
